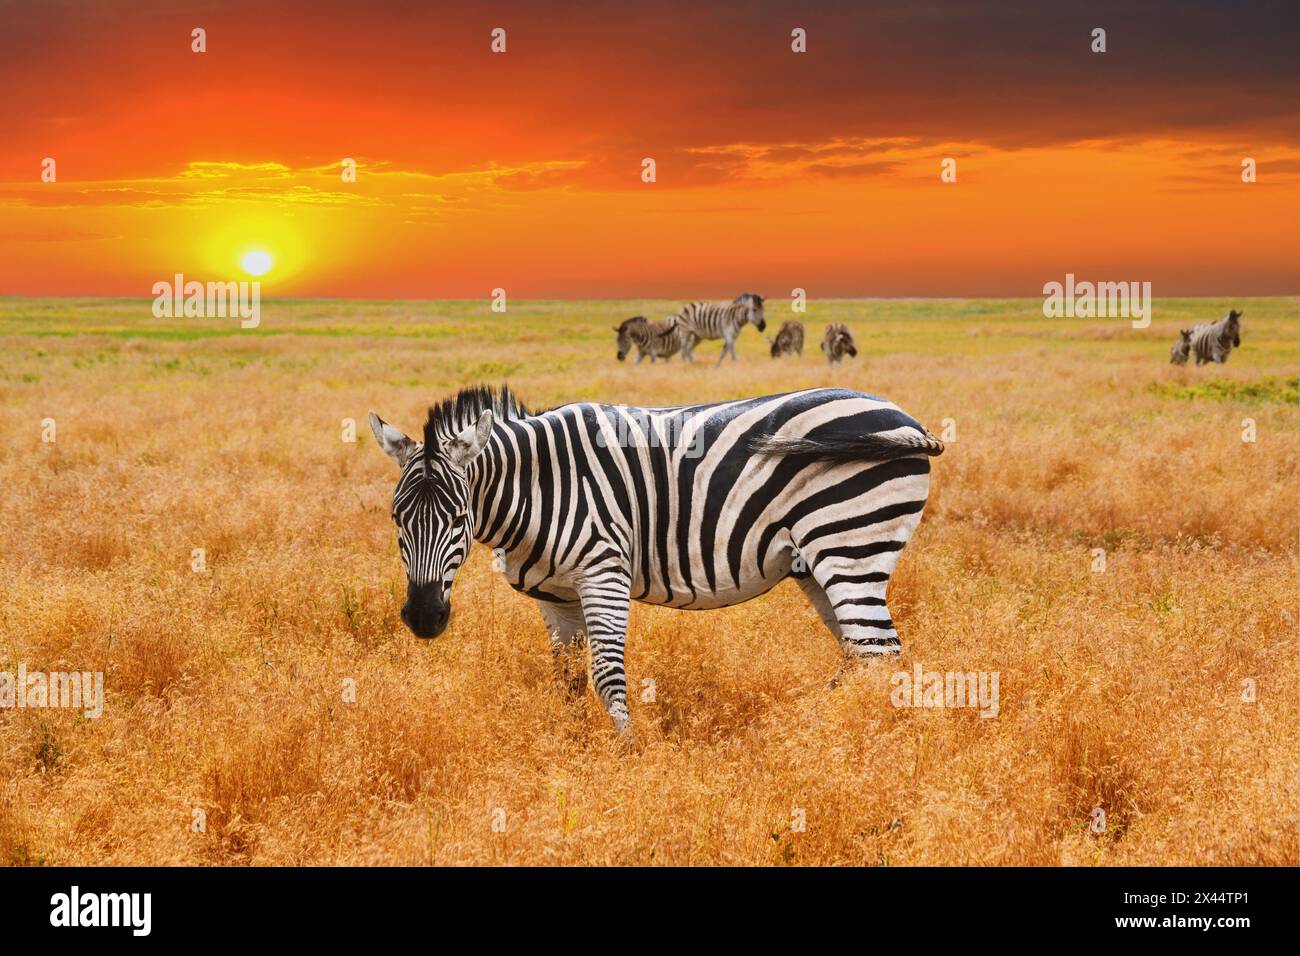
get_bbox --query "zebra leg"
[716,333,734,366]
[538,600,588,697]
[577,574,633,733]
[811,559,902,658]
[798,499,926,659]
[797,575,863,689]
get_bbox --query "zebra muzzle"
[402,581,451,639]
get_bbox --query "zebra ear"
[369,412,416,467]
[446,409,494,469]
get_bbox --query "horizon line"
[2,292,1296,303]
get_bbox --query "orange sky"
[1,0,1297,297]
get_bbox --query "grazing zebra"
[1189,309,1243,365]
[369,385,942,734]
[674,293,766,365]
[768,320,805,358]
[821,323,857,365]
[1169,329,1192,365]
[614,315,696,364]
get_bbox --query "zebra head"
[1226,309,1243,347]
[735,293,766,332]
[368,409,494,638]
[613,315,645,361]
[1171,329,1192,364]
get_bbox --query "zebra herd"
[1169,309,1243,366]
[369,385,943,734]
[769,320,858,366]
[614,294,859,366]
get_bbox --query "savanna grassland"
[0,295,1296,866]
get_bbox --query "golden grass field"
[0,295,1296,866]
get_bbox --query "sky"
[1,0,1297,298]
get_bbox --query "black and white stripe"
[371,386,941,734]
[614,315,696,364]
[1188,309,1243,365]
[674,293,766,365]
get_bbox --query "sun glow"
[194,214,309,289]
[242,249,273,276]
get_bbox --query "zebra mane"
[423,385,531,454]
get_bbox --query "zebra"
[674,293,766,365]
[768,320,805,358]
[614,315,696,364]
[1189,309,1243,365]
[821,323,857,365]
[369,385,942,734]
[1169,329,1192,365]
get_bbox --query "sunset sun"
[241,249,272,277]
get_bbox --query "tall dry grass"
[0,296,1295,865]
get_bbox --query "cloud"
[178,162,295,180]
[677,137,948,184]
[2,0,1297,187]
[0,158,589,212]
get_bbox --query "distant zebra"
[1189,310,1243,365]
[614,315,695,364]
[369,385,942,734]
[675,293,766,365]
[768,320,805,358]
[1169,329,1192,365]
[821,323,857,365]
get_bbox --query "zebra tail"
[751,428,944,460]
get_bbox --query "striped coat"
[768,320,805,358]
[369,386,942,733]
[674,294,767,365]
[614,315,695,364]
[1189,310,1243,365]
